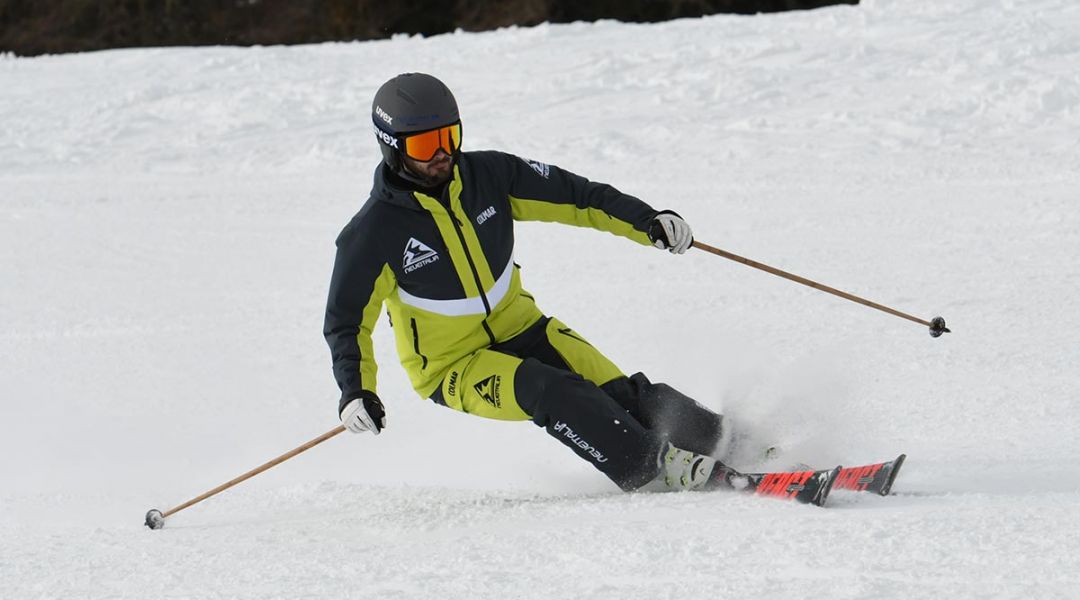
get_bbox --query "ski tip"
[878,454,907,496]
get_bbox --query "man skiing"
[324,73,725,492]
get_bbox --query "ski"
[832,454,906,496]
[709,464,842,507]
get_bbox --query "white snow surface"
[3,0,1080,597]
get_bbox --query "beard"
[404,153,454,187]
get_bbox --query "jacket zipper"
[444,199,497,345]
[410,318,428,369]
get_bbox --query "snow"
[2,0,1079,597]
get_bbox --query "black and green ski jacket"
[324,150,659,407]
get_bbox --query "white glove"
[339,394,386,435]
[648,212,693,254]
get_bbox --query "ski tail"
[833,454,906,496]
[711,464,842,507]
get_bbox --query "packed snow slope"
[3,0,1079,597]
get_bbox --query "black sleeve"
[501,153,658,246]
[323,212,396,408]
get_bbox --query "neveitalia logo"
[523,158,550,179]
[403,238,439,273]
[473,375,501,408]
[552,421,608,463]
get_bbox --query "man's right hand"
[339,392,386,435]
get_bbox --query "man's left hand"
[648,211,693,254]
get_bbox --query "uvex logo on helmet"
[375,105,393,125]
[373,124,399,149]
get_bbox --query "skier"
[324,73,726,492]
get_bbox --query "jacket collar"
[371,158,464,211]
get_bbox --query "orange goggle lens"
[403,123,462,161]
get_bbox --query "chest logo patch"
[403,238,440,273]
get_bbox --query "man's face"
[403,149,453,187]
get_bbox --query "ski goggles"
[381,122,461,162]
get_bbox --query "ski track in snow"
[2,0,1079,597]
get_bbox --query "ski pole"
[145,425,346,530]
[691,240,949,337]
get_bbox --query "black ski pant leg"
[514,358,663,491]
[601,373,725,458]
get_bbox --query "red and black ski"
[832,454,906,496]
[708,464,842,507]
[702,454,905,506]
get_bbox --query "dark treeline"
[1,0,857,56]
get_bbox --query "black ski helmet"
[371,73,460,184]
